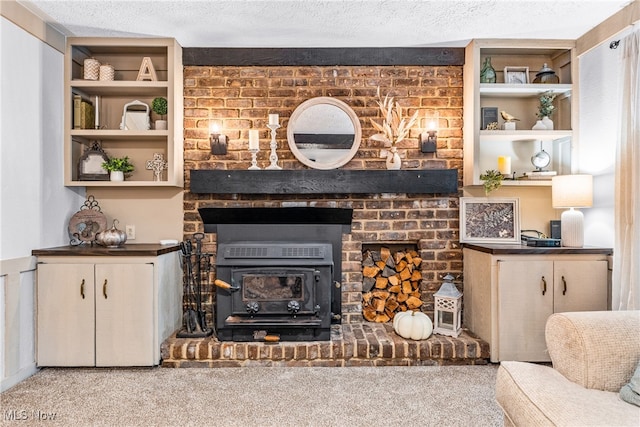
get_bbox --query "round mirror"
[287,97,361,169]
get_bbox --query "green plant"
[480,169,504,195]
[102,156,134,173]
[151,97,168,119]
[537,91,557,118]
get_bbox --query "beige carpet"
[0,365,502,427]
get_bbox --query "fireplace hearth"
[198,207,353,342]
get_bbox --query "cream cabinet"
[463,39,576,187]
[34,245,182,367]
[463,245,611,362]
[64,37,183,187]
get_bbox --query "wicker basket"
[83,58,100,80]
[99,64,115,81]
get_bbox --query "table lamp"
[551,174,593,247]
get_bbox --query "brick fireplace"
[163,59,491,365]
[183,62,463,318]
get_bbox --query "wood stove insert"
[198,207,353,341]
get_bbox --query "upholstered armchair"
[496,310,640,426]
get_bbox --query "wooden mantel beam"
[183,47,465,66]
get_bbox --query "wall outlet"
[125,225,136,240]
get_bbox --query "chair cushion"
[496,361,640,426]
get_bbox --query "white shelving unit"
[64,38,183,187]
[463,39,577,187]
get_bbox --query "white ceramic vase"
[155,120,167,130]
[386,148,401,170]
[532,120,547,130]
[542,116,554,130]
[110,171,124,181]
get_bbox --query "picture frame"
[77,140,110,181]
[504,66,530,84]
[460,197,521,244]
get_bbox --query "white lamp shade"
[552,175,593,208]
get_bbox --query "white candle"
[268,114,279,125]
[249,129,259,150]
[95,95,99,129]
[497,156,511,175]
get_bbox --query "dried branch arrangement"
[370,88,419,148]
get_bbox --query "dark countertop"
[462,243,613,256]
[32,243,180,257]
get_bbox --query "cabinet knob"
[80,278,85,299]
[562,276,567,295]
[541,276,547,295]
[103,279,108,299]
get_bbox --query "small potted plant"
[537,91,557,129]
[480,169,504,195]
[151,97,168,130]
[102,156,134,181]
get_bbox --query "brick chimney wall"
[183,65,463,323]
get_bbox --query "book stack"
[526,170,557,180]
[73,95,95,129]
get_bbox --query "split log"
[406,296,423,309]
[363,265,380,278]
[375,277,389,289]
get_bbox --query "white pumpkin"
[393,310,433,340]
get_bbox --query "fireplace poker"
[179,239,202,334]
[192,232,207,330]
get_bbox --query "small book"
[79,100,95,129]
[526,170,557,180]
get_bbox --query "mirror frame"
[287,97,362,170]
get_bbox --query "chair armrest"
[545,311,640,392]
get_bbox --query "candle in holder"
[249,129,260,150]
[268,114,279,126]
[497,156,511,175]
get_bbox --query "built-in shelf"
[190,169,459,195]
[479,83,572,97]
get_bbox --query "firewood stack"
[362,247,423,323]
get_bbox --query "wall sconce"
[209,122,227,155]
[420,111,439,153]
[552,174,593,247]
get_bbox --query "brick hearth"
[161,324,489,368]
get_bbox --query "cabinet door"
[95,263,154,366]
[37,263,95,366]
[497,260,554,361]
[554,260,608,313]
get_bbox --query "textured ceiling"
[19,0,632,48]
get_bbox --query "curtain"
[613,30,640,310]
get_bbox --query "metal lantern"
[433,274,462,337]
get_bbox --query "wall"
[1,6,83,390]
[183,65,463,322]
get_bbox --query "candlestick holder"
[265,123,282,170]
[248,148,261,170]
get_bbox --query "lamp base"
[560,208,584,247]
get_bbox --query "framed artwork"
[460,197,521,244]
[481,107,499,130]
[504,66,530,84]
